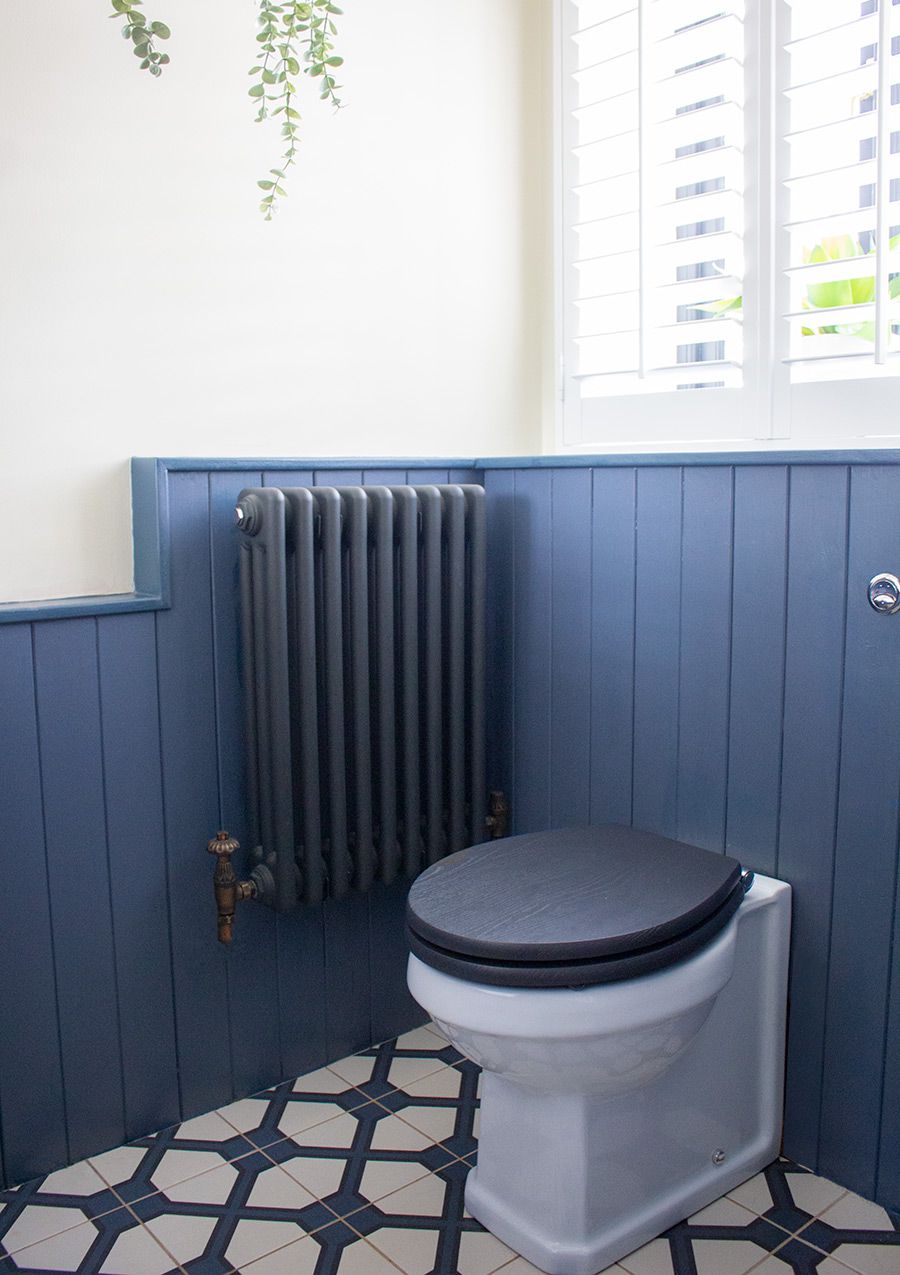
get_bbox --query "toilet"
[406,824,792,1275]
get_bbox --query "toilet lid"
[406,825,743,968]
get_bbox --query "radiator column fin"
[391,487,422,878]
[317,488,351,899]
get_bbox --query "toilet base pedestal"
[464,1078,777,1275]
[461,882,790,1275]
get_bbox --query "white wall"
[0,0,548,603]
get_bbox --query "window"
[557,0,900,448]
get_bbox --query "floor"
[0,1024,897,1275]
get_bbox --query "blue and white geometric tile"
[89,1118,259,1208]
[235,1219,398,1274]
[327,1026,464,1103]
[1,1207,176,1275]
[797,1188,900,1275]
[0,1159,130,1261]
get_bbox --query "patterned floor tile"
[259,1100,459,1225]
[235,1219,398,1273]
[0,1161,131,1261]
[94,1116,259,1209]
[327,1028,464,1105]
[750,1251,861,1275]
[727,1160,851,1238]
[793,1189,900,1275]
[1,1207,178,1275]
[330,1157,515,1275]
[125,1148,339,1274]
[214,1075,381,1153]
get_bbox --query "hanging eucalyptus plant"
[108,0,344,218]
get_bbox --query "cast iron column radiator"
[207,484,492,942]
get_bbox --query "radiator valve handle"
[207,831,257,945]
[485,790,510,840]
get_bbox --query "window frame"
[555,0,900,453]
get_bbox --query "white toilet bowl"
[405,827,791,1275]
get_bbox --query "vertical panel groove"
[93,618,128,1135]
[629,469,638,828]
[772,469,792,880]
[28,622,70,1164]
[152,612,183,1119]
[720,467,737,855]
[814,467,852,1173]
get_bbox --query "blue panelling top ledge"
[4,450,900,623]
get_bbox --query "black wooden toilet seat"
[406,825,746,989]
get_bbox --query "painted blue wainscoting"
[1,454,899,1221]
[0,463,478,1191]
[483,459,900,1216]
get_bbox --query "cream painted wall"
[0,0,548,603]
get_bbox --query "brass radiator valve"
[485,790,510,840]
[207,831,258,944]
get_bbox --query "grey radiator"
[235,484,486,911]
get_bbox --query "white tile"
[784,1171,847,1218]
[375,1174,447,1218]
[366,1224,440,1273]
[688,1198,758,1227]
[750,1258,859,1275]
[356,1160,434,1207]
[2,1204,93,1256]
[826,1242,900,1275]
[39,1161,108,1198]
[98,1225,179,1275]
[150,1149,229,1194]
[387,1057,452,1089]
[159,1162,238,1205]
[818,1192,897,1232]
[275,1155,347,1201]
[327,1056,379,1087]
[336,1236,407,1274]
[456,1228,518,1273]
[6,1219,98,1271]
[218,1097,273,1134]
[392,1104,459,1145]
[291,1067,365,1097]
[238,1230,401,1275]
[224,1218,311,1269]
[245,1165,316,1211]
[369,1112,448,1153]
[88,1146,148,1189]
[423,1022,451,1045]
[277,1100,349,1139]
[691,1238,767,1275]
[236,1231,322,1274]
[401,1068,465,1101]
[144,1212,218,1265]
[619,1237,675,1275]
[280,1111,361,1150]
[173,1111,242,1143]
[727,1172,775,1216]
[396,1026,449,1052]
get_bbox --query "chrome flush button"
[868,573,900,614]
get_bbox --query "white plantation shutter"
[560,0,750,444]
[783,0,900,381]
[558,0,900,448]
